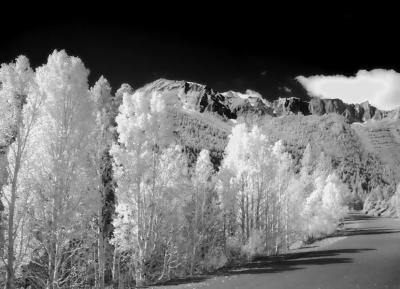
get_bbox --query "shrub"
[202,247,228,271]
[225,235,245,264]
[241,230,265,260]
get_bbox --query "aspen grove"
[0,51,351,288]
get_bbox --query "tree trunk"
[223,211,227,255]
[264,192,269,252]
[5,94,25,289]
[241,192,245,243]
[0,153,7,258]
[5,191,16,289]
[47,242,56,289]
[6,180,17,289]
[256,197,260,230]
[99,149,116,288]
[284,193,289,252]
[250,194,254,231]
[134,256,146,287]
[48,185,59,289]
[98,210,105,289]
[94,247,99,288]
[246,193,249,240]
[112,249,120,289]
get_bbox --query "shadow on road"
[343,228,400,236]
[155,248,375,287]
[228,248,374,274]
[343,213,378,222]
[341,213,400,236]
[156,276,210,287]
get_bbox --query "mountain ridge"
[141,78,396,123]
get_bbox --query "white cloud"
[296,69,400,111]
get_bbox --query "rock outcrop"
[308,98,384,123]
[141,79,276,120]
[270,96,385,123]
[140,79,237,119]
[272,97,310,116]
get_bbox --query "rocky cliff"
[273,96,388,123]
[142,78,392,124]
[140,79,276,120]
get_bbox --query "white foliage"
[303,172,349,238]
[0,55,39,277]
[111,86,187,284]
[30,49,97,241]
[194,149,214,186]
[0,55,35,148]
[219,122,349,254]
[0,55,34,97]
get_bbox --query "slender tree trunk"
[256,178,261,230]
[223,211,227,255]
[190,190,198,276]
[0,153,7,258]
[52,243,59,289]
[264,191,269,252]
[47,241,56,289]
[250,194,254,231]
[5,95,25,289]
[135,183,146,287]
[246,193,249,240]
[6,169,19,289]
[98,210,105,289]
[94,249,98,288]
[256,197,260,230]
[241,192,245,243]
[135,253,146,287]
[6,202,15,289]
[112,249,120,289]
[48,184,59,289]
[285,192,289,252]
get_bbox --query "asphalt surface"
[155,213,400,289]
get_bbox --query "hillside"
[351,118,400,215]
[136,78,399,213]
[352,119,400,182]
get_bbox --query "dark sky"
[1,3,399,99]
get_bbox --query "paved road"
[156,213,400,289]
